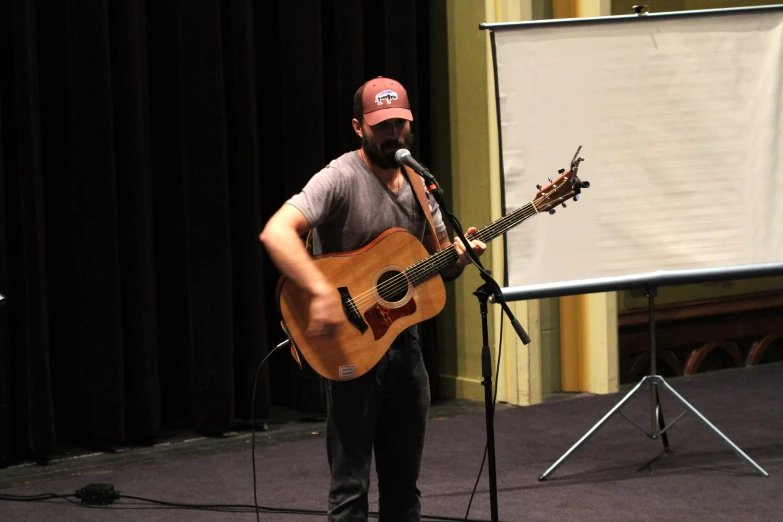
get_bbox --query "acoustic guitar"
[277,150,589,380]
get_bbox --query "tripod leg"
[539,378,646,480]
[659,378,768,477]
[655,386,670,450]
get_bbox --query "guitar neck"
[407,201,538,286]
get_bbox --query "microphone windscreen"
[395,148,411,165]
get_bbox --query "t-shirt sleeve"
[285,167,344,229]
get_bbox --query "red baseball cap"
[354,77,413,126]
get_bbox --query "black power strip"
[75,483,120,505]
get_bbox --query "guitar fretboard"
[405,201,539,286]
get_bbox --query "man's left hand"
[453,226,486,267]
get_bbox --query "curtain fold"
[0,0,433,464]
[64,0,127,443]
[276,0,329,413]
[6,0,57,459]
[108,0,161,443]
[174,0,237,432]
[223,0,271,424]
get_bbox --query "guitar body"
[275,154,589,381]
[277,228,446,381]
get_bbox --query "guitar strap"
[402,165,441,255]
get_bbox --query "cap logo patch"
[375,90,398,106]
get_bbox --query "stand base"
[539,375,768,480]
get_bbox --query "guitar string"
[346,198,545,311]
[349,201,541,310]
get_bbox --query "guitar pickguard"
[364,299,417,340]
[338,286,368,334]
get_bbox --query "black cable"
[244,334,496,521]
[0,492,78,504]
[250,338,290,521]
[463,309,504,521]
[1,333,501,522]
[0,490,491,520]
[441,205,507,520]
[121,494,323,515]
[0,491,323,515]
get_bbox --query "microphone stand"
[416,167,530,522]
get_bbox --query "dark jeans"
[322,330,430,522]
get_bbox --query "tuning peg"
[558,168,565,174]
[574,194,580,201]
[548,209,556,215]
[561,202,567,208]
[536,184,542,190]
[548,176,553,182]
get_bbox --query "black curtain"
[0,0,435,464]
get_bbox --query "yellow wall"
[431,1,497,401]
[433,0,547,403]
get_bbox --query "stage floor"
[2,363,782,521]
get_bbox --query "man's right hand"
[259,204,344,340]
[306,286,343,340]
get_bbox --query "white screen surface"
[492,8,783,288]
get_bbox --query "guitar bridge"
[338,287,368,334]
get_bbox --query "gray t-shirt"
[287,151,448,343]
[287,150,447,256]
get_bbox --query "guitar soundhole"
[376,270,409,303]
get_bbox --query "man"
[259,76,485,521]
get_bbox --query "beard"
[361,132,414,170]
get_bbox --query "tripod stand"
[539,286,768,480]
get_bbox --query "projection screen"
[483,5,783,293]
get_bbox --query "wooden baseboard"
[618,290,783,383]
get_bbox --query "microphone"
[395,149,437,185]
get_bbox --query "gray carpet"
[2,362,782,521]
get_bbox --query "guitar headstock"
[533,146,590,215]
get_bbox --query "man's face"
[361,118,414,170]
